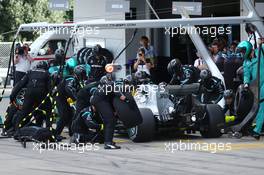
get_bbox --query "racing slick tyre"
[128,108,155,142]
[234,86,254,122]
[200,104,225,138]
[99,48,114,63]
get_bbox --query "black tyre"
[200,104,225,138]
[100,48,114,63]
[234,85,254,122]
[128,108,155,142]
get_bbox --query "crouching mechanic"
[74,81,99,120]
[55,65,87,139]
[10,61,52,130]
[167,58,200,85]
[71,108,104,144]
[198,69,225,104]
[237,40,264,139]
[2,99,22,135]
[71,81,102,143]
[90,75,126,149]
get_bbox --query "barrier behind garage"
[0,42,12,86]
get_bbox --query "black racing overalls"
[55,75,83,136]
[90,83,121,144]
[11,69,51,130]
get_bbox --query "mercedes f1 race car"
[127,75,225,142]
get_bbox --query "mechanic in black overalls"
[74,81,99,120]
[71,107,104,144]
[166,58,200,113]
[90,74,126,149]
[71,80,104,143]
[199,69,225,104]
[2,97,23,135]
[10,61,51,130]
[55,65,87,138]
[86,46,107,82]
[167,58,200,85]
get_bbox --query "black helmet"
[100,74,112,85]
[167,59,182,76]
[74,65,87,80]
[55,48,65,64]
[224,89,234,99]
[200,69,212,80]
[36,61,48,70]
[92,44,102,54]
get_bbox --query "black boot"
[104,142,121,149]
[250,130,261,140]
[55,135,66,142]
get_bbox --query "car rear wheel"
[128,108,155,142]
[200,104,225,138]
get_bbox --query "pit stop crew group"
[2,45,125,149]
[1,36,263,148]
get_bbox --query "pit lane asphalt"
[0,90,263,175]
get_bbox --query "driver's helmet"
[54,48,65,64]
[236,41,253,60]
[36,61,48,70]
[200,69,212,80]
[167,58,182,76]
[74,65,87,81]
[224,89,234,99]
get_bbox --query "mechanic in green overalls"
[237,40,264,140]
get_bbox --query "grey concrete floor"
[0,89,264,175]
